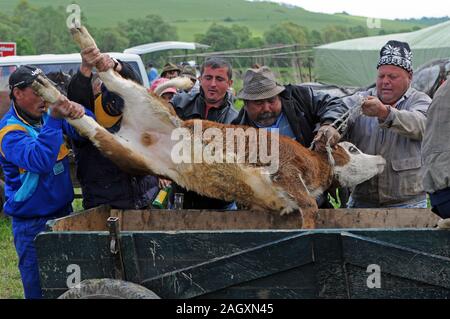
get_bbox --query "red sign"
[0,42,16,57]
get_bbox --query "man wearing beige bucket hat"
[233,66,350,208]
[233,66,348,151]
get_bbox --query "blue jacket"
[0,103,85,219]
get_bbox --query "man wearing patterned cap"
[342,40,432,208]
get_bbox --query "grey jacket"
[343,87,431,205]
[422,80,450,194]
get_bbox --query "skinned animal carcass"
[31,26,386,228]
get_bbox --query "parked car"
[0,52,149,209]
[0,52,149,119]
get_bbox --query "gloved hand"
[313,124,341,152]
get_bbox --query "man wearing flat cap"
[180,64,199,93]
[343,40,431,208]
[233,65,349,207]
[160,62,181,79]
[0,65,86,298]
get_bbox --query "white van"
[0,52,149,118]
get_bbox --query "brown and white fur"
[31,26,386,228]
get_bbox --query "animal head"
[332,141,386,188]
[46,71,72,95]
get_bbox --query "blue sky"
[263,0,449,19]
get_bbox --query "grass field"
[0,217,23,299]
[1,0,431,42]
[0,197,83,299]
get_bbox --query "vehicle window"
[36,63,81,76]
[0,60,144,119]
[124,61,143,84]
[38,63,81,95]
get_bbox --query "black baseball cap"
[9,65,44,90]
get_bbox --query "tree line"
[0,1,424,56]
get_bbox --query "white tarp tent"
[314,21,450,87]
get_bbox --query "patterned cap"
[377,40,413,73]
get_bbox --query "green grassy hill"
[0,0,433,41]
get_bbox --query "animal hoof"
[70,26,97,49]
[438,218,450,229]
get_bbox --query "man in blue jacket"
[0,65,86,299]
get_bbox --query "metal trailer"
[35,206,450,299]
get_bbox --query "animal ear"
[331,145,350,166]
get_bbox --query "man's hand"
[66,101,85,120]
[96,54,115,72]
[313,124,341,152]
[50,96,85,120]
[361,96,390,120]
[80,46,102,77]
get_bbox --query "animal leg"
[154,77,194,96]
[31,75,61,103]
[299,194,319,229]
[300,206,318,229]
[438,218,450,229]
[70,26,97,50]
[31,74,167,177]
[285,186,318,229]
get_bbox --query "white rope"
[298,174,311,196]
[309,93,367,176]
[331,93,366,134]
[309,93,366,151]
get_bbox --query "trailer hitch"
[107,217,126,280]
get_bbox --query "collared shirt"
[251,112,297,140]
[343,87,431,205]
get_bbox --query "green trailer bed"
[35,206,450,299]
